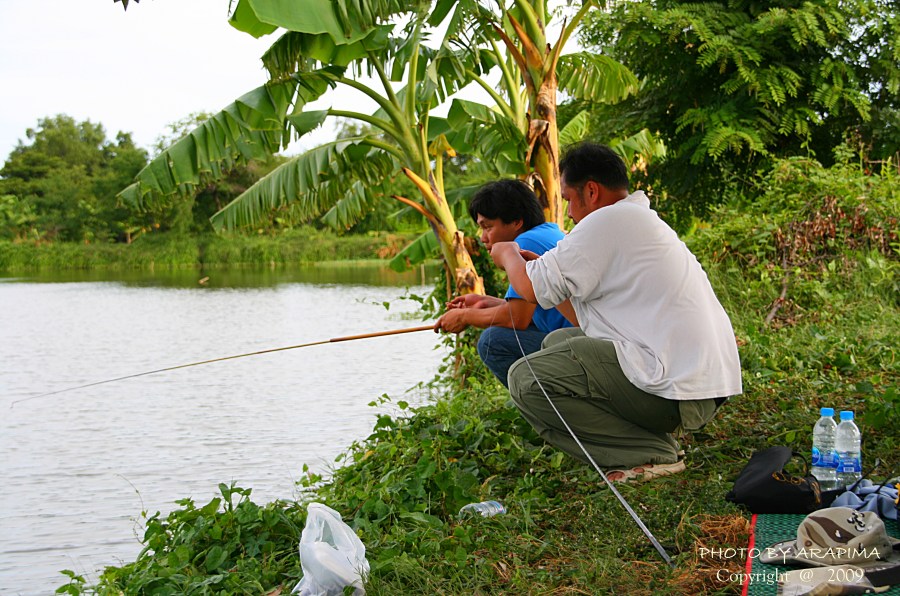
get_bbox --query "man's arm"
[556,299,579,327]
[490,242,536,303]
[492,242,579,326]
[446,294,506,310]
[434,298,537,333]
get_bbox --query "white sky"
[0,0,354,161]
[0,1,580,165]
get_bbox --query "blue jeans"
[477,325,548,388]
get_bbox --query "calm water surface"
[0,265,445,594]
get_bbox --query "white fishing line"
[505,302,675,567]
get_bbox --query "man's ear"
[513,219,525,233]
[589,181,612,208]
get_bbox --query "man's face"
[561,179,590,224]
[476,214,523,250]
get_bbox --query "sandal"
[606,459,686,483]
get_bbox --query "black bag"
[726,446,823,514]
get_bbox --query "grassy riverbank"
[0,227,415,271]
[57,157,899,595]
[58,280,900,594]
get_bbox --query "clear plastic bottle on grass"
[458,500,506,517]
[811,407,838,490]
[835,410,862,488]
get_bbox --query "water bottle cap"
[820,407,834,416]
[839,410,854,421]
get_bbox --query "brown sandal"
[606,459,686,483]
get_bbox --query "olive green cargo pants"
[507,328,721,468]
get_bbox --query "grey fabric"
[507,328,721,468]
[831,479,900,520]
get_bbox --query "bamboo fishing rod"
[11,324,434,408]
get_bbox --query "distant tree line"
[0,114,437,244]
[0,114,292,243]
[3,0,897,247]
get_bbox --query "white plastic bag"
[292,502,370,596]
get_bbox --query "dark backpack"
[726,446,824,514]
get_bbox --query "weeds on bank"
[0,227,416,271]
[59,154,898,594]
[57,484,306,595]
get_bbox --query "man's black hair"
[468,179,545,231]
[559,142,630,191]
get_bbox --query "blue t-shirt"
[505,222,572,333]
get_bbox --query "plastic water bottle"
[835,410,862,488]
[458,500,506,518]
[811,407,839,490]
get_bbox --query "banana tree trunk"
[497,4,568,230]
[402,168,484,296]
[528,78,565,228]
[443,228,482,296]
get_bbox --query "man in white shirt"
[490,142,742,481]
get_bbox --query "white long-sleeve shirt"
[526,191,742,400]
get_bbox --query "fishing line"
[506,303,676,567]
[11,325,434,408]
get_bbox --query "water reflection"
[0,260,438,289]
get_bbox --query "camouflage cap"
[760,507,900,568]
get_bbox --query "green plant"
[688,149,899,327]
[85,483,305,594]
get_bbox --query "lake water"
[0,265,446,594]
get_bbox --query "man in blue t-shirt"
[434,179,572,386]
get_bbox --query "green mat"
[743,513,900,595]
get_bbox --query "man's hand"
[446,294,502,310]
[490,241,522,271]
[519,249,540,261]
[433,309,469,334]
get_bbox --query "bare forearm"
[557,299,579,326]
[491,244,537,303]
[458,302,533,330]
[473,295,506,308]
[505,261,537,303]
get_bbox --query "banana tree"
[120,1,489,295]
[438,0,652,228]
[117,0,657,295]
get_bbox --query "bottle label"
[839,456,861,473]
[812,448,838,468]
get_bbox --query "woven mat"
[742,513,900,595]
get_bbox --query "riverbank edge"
[55,244,899,595]
[0,228,419,271]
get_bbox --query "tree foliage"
[0,115,148,242]
[149,112,288,236]
[581,0,900,224]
